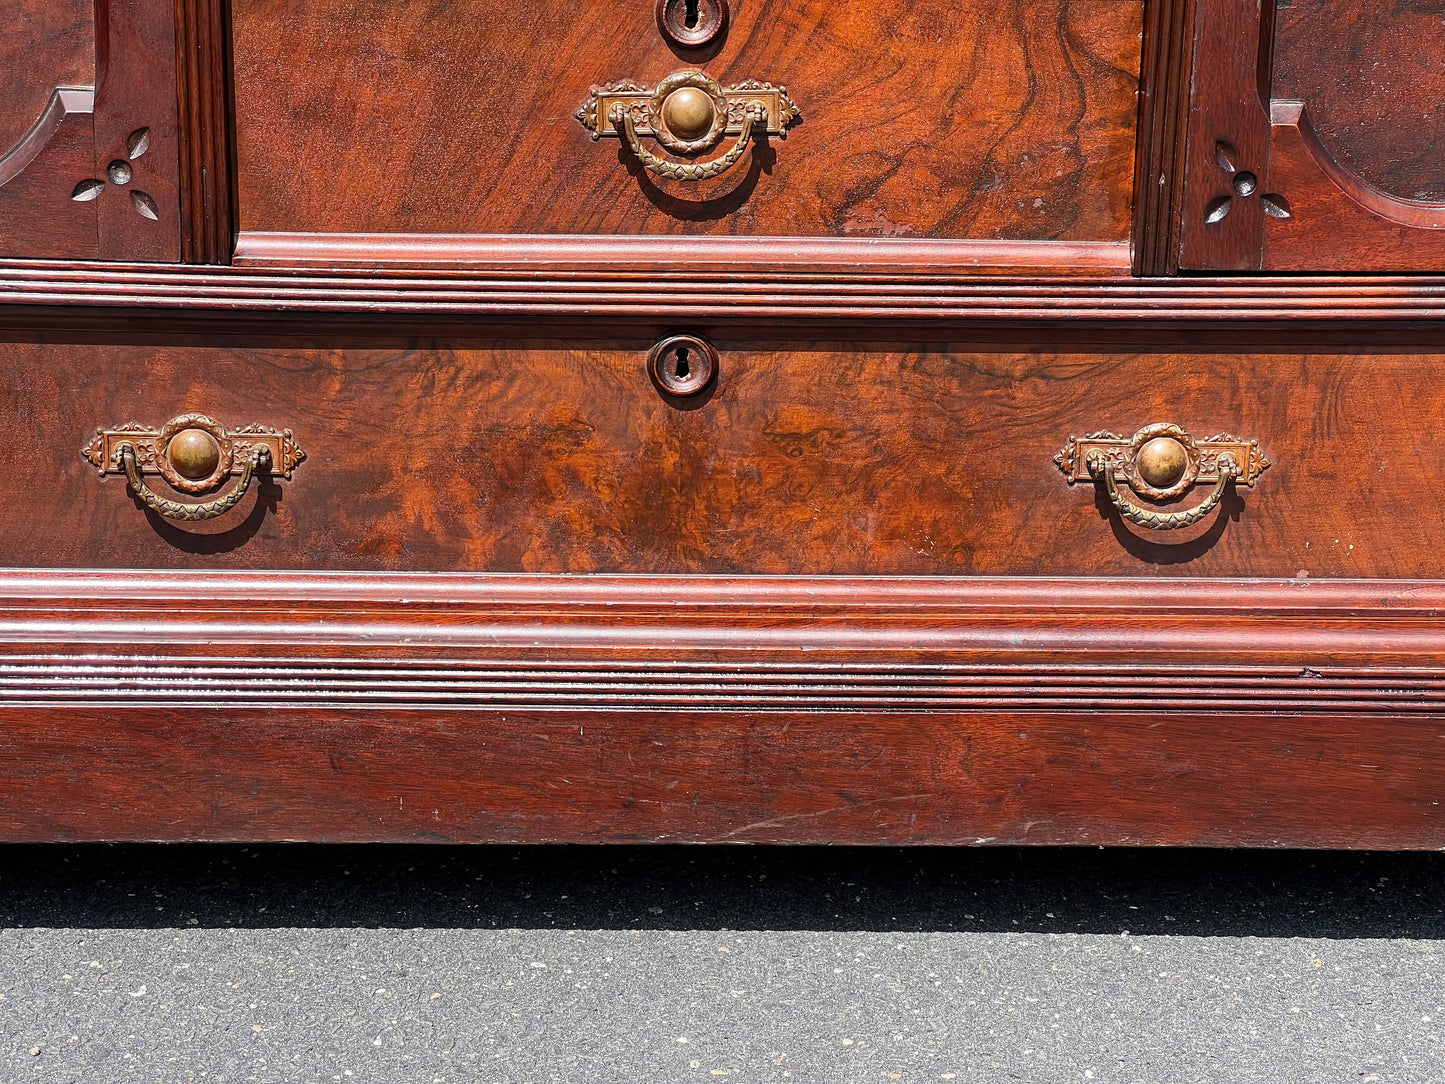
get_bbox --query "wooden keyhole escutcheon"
[648,334,717,398]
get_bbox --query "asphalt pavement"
[1,845,1442,1083]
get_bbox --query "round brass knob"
[168,427,222,480]
[661,87,716,141]
[1137,436,1189,489]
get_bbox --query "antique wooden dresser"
[3,0,1444,846]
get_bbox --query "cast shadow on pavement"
[0,845,1442,938]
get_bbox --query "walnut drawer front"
[4,337,1436,578]
[228,0,1141,254]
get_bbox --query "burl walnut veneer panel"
[5,336,1442,578]
[230,0,1141,243]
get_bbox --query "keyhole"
[658,0,727,46]
[649,333,716,398]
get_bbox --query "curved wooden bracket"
[1260,101,1445,269]
[1180,0,1445,271]
[0,88,94,187]
[0,0,179,261]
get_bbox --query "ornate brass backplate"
[1055,423,1270,532]
[575,74,799,146]
[82,413,305,493]
[1055,424,1269,497]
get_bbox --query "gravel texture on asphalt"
[0,846,1442,1083]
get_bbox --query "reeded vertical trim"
[1131,0,1195,276]
[174,0,235,263]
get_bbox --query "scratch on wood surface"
[709,794,933,841]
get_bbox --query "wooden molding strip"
[4,572,1445,846]
[9,263,1445,322]
[4,655,1445,714]
[174,0,236,264]
[1131,0,1196,275]
[3,573,1445,699]
[232,233,1132,274]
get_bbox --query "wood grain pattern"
[1273,0,1445,203]
[92,0,183,261]
[1180,0,1445,271]
[1260,103,1445,271]
[7,706,1445,846]
[1129,0,1193,275]
[8,0,1445,852]
[2,572,1445,845]
[1257,0,1445,270]
[1175,0,1268,270]
[0,89,100,258]
[0,0,93,156]
[6,336,1445,577]
[230,0,1141,246]
[174,0,235,263]
[0,0,182,261]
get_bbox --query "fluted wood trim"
[174,0,234,263]
[1131,0,1196,275]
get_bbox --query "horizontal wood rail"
[11,264,1445,324]
[1,572,1444,847]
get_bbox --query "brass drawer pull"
[614,99,761,182]
[118,442,265,521]
[1055,423,1269,532]
[576,71,798,183]
[82,413,305,522]
[1090,449,1235,530]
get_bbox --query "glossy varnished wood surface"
[2,572,1445,845]
[0,0,99,259]
[1129,0,1192,275]
[0,0,183,261]
[22,265,1445,322]
[1174,0,1266,270]
[1176,0,1445,271]
[6,0,1445,851]
[1258,0,1445,270]
[6,336,1445,577]
[175,0,236,264]
[8,705,1444,845]
[230,0,1141,244]
[0,0,92,156]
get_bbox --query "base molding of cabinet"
[0,572,1443,847]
